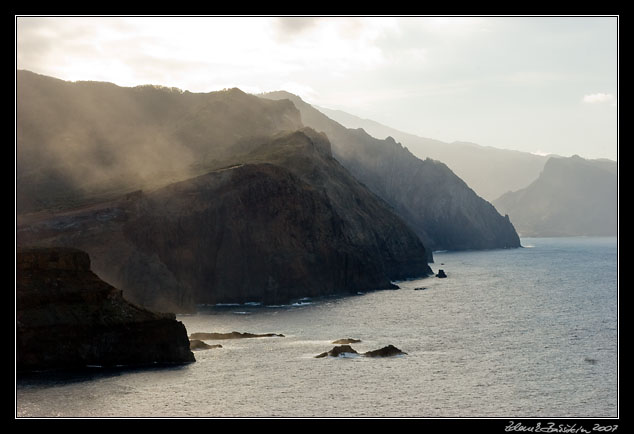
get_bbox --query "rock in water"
[315,345,360,358]
[331,338,362,344]
[436,269,447,278]
[315,344,407,358]
[189,340,222,351]
[363,345,407,357]
[16,247,195,372]
[189,331,285,340]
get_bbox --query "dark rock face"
[315,344,407,358]
[189,340,222,351]
[363,345,407,358]
[17,130,432,311]
[189,332,284,340]
[16,73,433,311]
[262,91,521,256]
[16,247,195,372]
[315,345,359,358]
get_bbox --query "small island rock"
[332,338,362,344]
[189,331,284,340]
[363,345,407,357]
[315,345,359,358]
[189,340,223,351]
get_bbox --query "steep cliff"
[16,247,195,372]
[317,105,549,202]
[261,91,521,254]
[17,130,432,311]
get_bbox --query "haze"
[16,16,618,161]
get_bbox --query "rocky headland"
[18,129,432,311]
[16,247,195,372]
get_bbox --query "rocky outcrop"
[315,345,359,358]
[315,344,407,358]
[189,340,223,351]
[262,91,521,256]
[436,269,447,278]
[16,247,195,372]
[189,332,285,340]
[363,345,407,357]
[332,338,362,344]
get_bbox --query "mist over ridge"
[16,71,434,311]
[261,90,521,254]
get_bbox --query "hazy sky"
[16,16,618,160]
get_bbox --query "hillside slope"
[262,91,520,254]
[317,105,550,202]
[18,129,432,311]
[493,155,618,237]
[17,70,302,214]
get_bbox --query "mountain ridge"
[18,127,432,312]
[493,155,617,237]
[261,91,521,255]
[315,104,615,202]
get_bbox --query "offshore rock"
[363,345,407,357]
[16,247,195,373]
[189,331,285,340]
[436,269,447,278]
[332,338,362,344]
[315,345,359,358]
[315,344,407,358]
[189,340,222,351]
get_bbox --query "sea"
[15,237,618,419]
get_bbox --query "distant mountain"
[17,129,432,312]
[317,106,550,202]
[493,155,618,237]
[262,91,520,255]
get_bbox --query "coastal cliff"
[17,129,432,311]
[261,91,521,256]
[16,247,195,372]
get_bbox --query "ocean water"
[15,237,618,418]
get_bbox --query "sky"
[15,16,618,161]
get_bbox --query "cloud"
[582,93,616,104]
[272,17,320,39]
[531,150,552,157]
